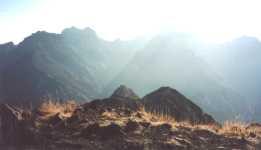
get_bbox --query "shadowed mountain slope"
[105,34,250,121]
[197,36,261,121]
[142,87,216,124]
[0,27,140,105]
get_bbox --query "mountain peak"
[20,30,60,45]
[62,26,80,34]
[147,86,184,100]
[83,27,96,34]
[110,85,139,100]
[30,31,55,38]
[62,26,97,38]
[0,41,14,46]
[156,86,178,93]
[142,87,216,124]
[0,41,15,50]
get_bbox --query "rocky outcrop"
[142,87,216,124]
[110,85,139,100]
[0,104,34,146]
[105,85,142,111]
[0,97,260,149]
[0,87,260,149]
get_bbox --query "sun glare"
[1,0,261,43]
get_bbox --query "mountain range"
[0,27,260,122]
[104,34,251,121]
[0,27,141,105]
[196,36,261,121]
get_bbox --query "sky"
[1,0,261,44]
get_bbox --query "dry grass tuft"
[138,106,176,126]
[219,121,249,137]
[38,100,77,119]
[194,124,220,133]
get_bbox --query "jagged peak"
[0,41,14,46]
[20,30,60,45]
[83,27,96,34]
[29,30,57,38]
[61,26,80,34]
[0,41,15,49]
[110,85,139,100]
[62,26,97,38]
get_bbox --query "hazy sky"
[1,0,261,44]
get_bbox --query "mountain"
[0,28,258,121]
[110,85,139,100]
[61,27,141,86]
[106,85,214,124]
[197,36,261,121]
[105,34,250,121]
[0,42,16,102]
[0,27,140,105]
[142,87,216,124]
[0,87,260,149]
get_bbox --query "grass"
[35,100,258,138]
[139,106,257,138]
[219,121,250,137]
[138,106,176,125]
[37,100,77,119]
[99,105,177,127]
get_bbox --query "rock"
[98,123,125,140]
[47,113,64,127]
[140,122,151,128]
[142,87,216,124]
[111,85,140,100]
[248,132,256,138]
[125,120,141,132]
[158,123,172,131]
[153,123,172,135]
[0,87,260,149]
[0,98,260,149]
[82,123,100,137]
[83,123,124,140]
[100,85,143,113]
[0,104,35,145]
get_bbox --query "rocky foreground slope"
[0,86,260,150]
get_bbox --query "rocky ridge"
[0,86,260,150]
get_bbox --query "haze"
[1,0,261,44]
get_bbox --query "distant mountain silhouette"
[110,85,139,100]
[198,36,261,121]
[0,27,140,105]
[0,28,258,121]
[105,34,250,121]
